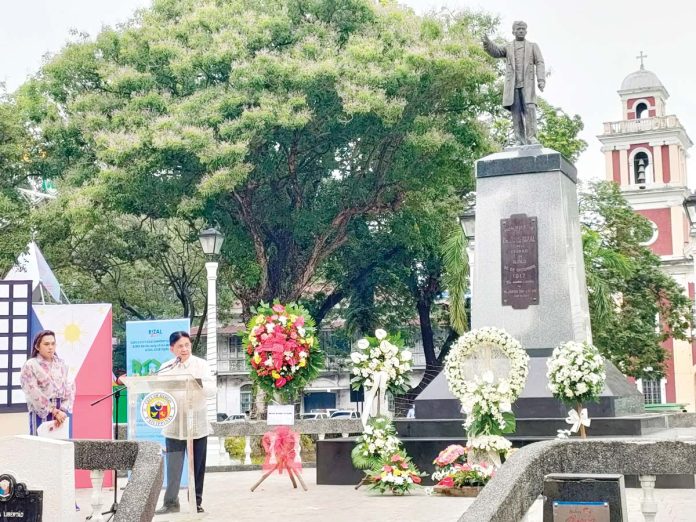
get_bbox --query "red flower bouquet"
[243,302,323,402]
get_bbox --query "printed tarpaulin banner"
[32,303,113,488]
[126,318,190,485]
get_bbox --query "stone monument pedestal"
[0,435,76,521]
[416,146,643,419]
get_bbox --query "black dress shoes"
[197,505,205,513]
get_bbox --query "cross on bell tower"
[636,51,648,70]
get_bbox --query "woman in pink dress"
[20,330,75,436]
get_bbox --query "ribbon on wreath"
[360,370,390,427]
[565,408,591,433]
[261,426,302,474]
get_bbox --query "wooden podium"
[120,374,202,514]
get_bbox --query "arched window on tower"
[635,102,649,119]
[633,151,651,187]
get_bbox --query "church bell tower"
[598,53,695,409]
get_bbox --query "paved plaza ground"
[76,466,696,521]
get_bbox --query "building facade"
[598,62,696,410]
[203,327,429,417]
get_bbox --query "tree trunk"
[416,298,436,367]
[394,329,459,416]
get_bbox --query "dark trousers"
[163,436,207,508]
[511,87,537,145]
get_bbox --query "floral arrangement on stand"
[444,327,528,467]
[547,340,606,438]
[243,301,324,403]
[350,328,413,425]
[350,328,423,495]
[351,415,402,470]
[364,452,424,496]
[431,445,495,496]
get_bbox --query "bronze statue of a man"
[483,21,545,146]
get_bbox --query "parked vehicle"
[329,410,360,419]
[299,412,329,420]
[219,414,247,423]
[217,413,228,422]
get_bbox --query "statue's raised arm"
[482,21,546,146]
[482,34,506,59]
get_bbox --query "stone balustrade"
[116,419,364,466]
[73,440,163,522]
[461,439,696,522]
[211,419,363,465]
[602,115,683,134]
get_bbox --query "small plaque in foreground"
[501,213,538,309]
[0,473,43,522]
[553,501,610,522]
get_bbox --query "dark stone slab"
[542,474,626,522]
[415,358,644,419]
[317,437,470,485]
[316,438,363,485]
[392,414,671,439]
[624,474,694,488]
[476,148,577,183]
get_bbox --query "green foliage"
[351,415,402,470]
[489,98,588,163]
[466,407,516,437]
[536,99,588,162]
[0,96,32,275]
[441,227,469,334]
[18,0,500,315]
[580,181,692,379]
[224,436,264,464]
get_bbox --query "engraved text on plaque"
[501,214,538,309]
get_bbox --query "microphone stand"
[88,384,125,521]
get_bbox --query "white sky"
[1,0,694,184]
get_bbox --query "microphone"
[156,357,181,374]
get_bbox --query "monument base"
[416,146,644,420]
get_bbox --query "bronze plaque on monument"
[501,214,538,309]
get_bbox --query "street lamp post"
[199,227,224,464]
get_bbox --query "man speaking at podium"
[156,331,216,514]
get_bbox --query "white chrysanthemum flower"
[375,329,387,340]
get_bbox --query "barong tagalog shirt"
[20,356,75,418]
[160,355,217,440]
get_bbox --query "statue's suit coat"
[483,39,545,109]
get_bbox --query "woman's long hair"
[30,330,56,358]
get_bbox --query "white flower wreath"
[444,327,529,432]
[547,341,606,405]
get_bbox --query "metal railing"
[217,358,247,373]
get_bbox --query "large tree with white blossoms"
[18,0,499,320]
